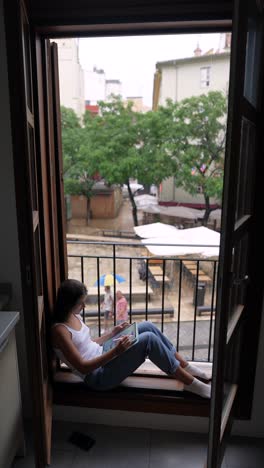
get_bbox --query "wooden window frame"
[29,0,262,420]
[37,24,225,408]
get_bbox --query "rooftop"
[156,50,230,69]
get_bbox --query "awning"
[139,204,203,220]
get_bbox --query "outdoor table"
[190,273,212,287]
[186,266,198,272]
[153,275,170,283]
[195,274,211,283]
[182,260,197,267]
[149,266,163,276]
[143,258,164,266]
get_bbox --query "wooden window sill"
[53,361,212,417]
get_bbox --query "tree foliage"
[61,106,95,203]
[61,106,82,176]
[81,96,176,225]
[61,92,227,227]
[157,91,227,222]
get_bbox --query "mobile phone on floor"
[68,431,95,451]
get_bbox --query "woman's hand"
[114,335,132,356]
[111,322,129,337]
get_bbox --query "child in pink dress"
[116,290,128,325]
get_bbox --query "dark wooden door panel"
[4,1,53,466]
[207,1,264,466]
[50,42,68,281]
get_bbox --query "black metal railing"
[67,239,218,362]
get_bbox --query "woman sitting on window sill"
[52,279,211,399]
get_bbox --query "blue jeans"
[84,321,179,390]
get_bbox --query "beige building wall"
[161,178,218,205]
[160,176,175,201]
[125,96,151,113]
[55,38,85,118]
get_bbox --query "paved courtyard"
[66,199,216,362]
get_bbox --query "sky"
[79,33,222,107]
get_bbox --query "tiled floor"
[12,421,264,468]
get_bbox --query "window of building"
[200,66,211,87]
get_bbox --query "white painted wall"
[106,80,122,98]
[54,405,210,433]
[84,70,122,104]
[159,54,230,106]
[54,301,264,437]
[177,56,229,101]
[0,0,30,415]
[55,38,85,118]
[159,66,178,105]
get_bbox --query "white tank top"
[53,315,103,379]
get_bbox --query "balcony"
[67,239,218,363]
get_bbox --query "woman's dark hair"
[53,279,87,323]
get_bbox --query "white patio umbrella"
[134,222,178,238]
[141,226,220,258]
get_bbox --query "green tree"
[81,96,176,226]
[61,106,82,176]
[158,91,227,223]
[61,106,96,223]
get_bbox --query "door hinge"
[233,275,249,286]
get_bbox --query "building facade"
[105,79,122,98]
[55,38,85,118]
[153,34,230,204]
[124,96,151,113]
[84,67,106,104]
